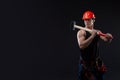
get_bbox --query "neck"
[85,26,93,30]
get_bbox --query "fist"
[105,33,113,43]
[106,33,113,39]
[91,29,98,37]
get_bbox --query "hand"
[90,29,98,37]
[105,33,113,42]
[106,33,113,39]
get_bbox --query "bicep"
[77,30,85,45]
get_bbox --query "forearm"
[80,35,94,49]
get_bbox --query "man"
[77,11,113,80]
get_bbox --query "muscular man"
[77,11,113,80]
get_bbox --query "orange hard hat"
[82,11,95,20]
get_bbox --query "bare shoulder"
[77,30,86,37]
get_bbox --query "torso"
[80,31,100,63]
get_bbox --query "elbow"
[79,45,86,49]
[78,41,87,49]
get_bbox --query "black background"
[1,0,120,80]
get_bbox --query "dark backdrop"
[1,0,120,80]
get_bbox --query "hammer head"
[73,21,76,30]
[70,21,76,31]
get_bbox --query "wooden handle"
[74,24,113,39]
[74,24,92,32]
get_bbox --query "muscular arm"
[77,30,97,49]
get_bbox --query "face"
[84,18,95,27]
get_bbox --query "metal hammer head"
[70,21,76,31]
[73,21,76,30]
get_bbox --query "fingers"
[106,33,113,39]
[91,29,98,37]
